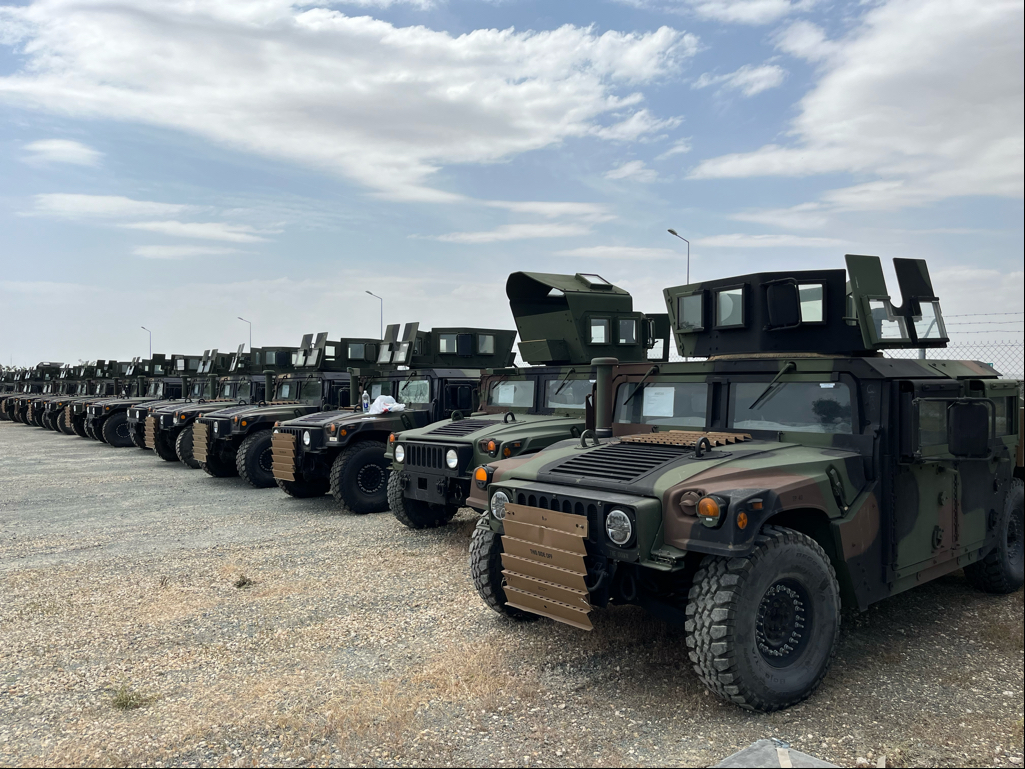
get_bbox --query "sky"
[1,0,1022,366]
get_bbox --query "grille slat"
[405,442,445,469]
[548,442,688,484]
[427,419,498,437]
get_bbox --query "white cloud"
[31,193,189,219]
[120,221,270,243]
[604,160,659,183]
[694,233,842,247]
[730,202,827,230]
[690,0,1024,211]
[133,245,242,259]
[616,0,816,25]
[23,139,102,166]
[693,63,786,96]
[428,223,592,243]
[0,2,697,201]
[657,138,692,159]
[773,20,836,62]
[485,200,614,222]
[554,246,677,260]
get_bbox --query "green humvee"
[3,363,64,424]
[271,324,516,513]
[63,361,132,437]
[20,363,78,429]
[386,272,670,529]
[41,362,117,434]
[193,334,376,487]
[468,255,1024,713]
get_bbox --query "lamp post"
[667,229,691,285]
[365,291,383,339]
[141,326,152,358]
[238,317,252,351]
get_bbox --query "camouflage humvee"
[82,354,195,446]
[468,255,1024,713]
[386,273,670,529]
[271,324,517,511]
[141,345,296,468]
[40,362,113,433]
[19,363,78,428]
[64,361,132,437]
[193,334,377,487]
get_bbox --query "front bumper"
[392,441,474,506]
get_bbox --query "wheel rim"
[116,422,130,440]
[356,463,385,495]
[1007,508,1024,568]
[258,447,274,473]
[756,579,812,669]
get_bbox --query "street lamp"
[365,291,383,339]
[238,317,252,351]
[667,229,691,285]
[141,326,152,358]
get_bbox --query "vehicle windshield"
[365,381,390,401]
[545,378,592,411]
[397,378,431,405]
[615,382,707,428]
[145,382,162,397]
[219,382,233,398]
[488,380,535,409]
[299,379,323,402]
[729,381,853,434]
[276,381,297,400]
[190,381,208,398]
[236,381,252,401]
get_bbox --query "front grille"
[404,442,447,470]
[427,419,498,437]
[548,442,688,484]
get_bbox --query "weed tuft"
[110,684,154,711]
[234,574,253,589]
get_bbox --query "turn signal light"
[487,440,497,454]
[474,467,489,483]
[697,497,720,518]
[737,512,749,530]
[240,420,248,427]
[388,433,396,443]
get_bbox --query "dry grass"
[110,684,155,711]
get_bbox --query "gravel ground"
[1,419,1023,768]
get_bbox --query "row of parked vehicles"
[3,257,1022,713]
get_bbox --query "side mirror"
[948,402,990,458]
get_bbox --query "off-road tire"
[965,479,1025,595]
[176,426,200,469]
[470,526,538,621]
[237,431,276,488]
[276,477,331,498]
[330,441,391,514]
[387,472,459,529]
[686,525,841,713]
[58,410,75,435]
[201,447,239,478]
[72,415,88,438]
[41,411,56,431]
[101,412,134,447]
[91,418,108,442]
[30,408,44,427]
[130,424,148,449]
[153,429,180,461]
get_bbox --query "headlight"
[605,509,633,546]
[394,444,405,463]
[213,422,219,433]
[491,490,510,520]
[445,449,459,469]
[302,430,311,446]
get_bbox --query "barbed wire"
[944,311,1025,317]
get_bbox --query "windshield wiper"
[623,366,660,406]
[552,368,577,397]
[749,361,797,411]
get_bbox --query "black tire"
[72,415,88,438]
[152,429,179,461]
[41,411,55,431]
[176,426,200,469]
[237,431,276,488]
[101,412,134,447]
[91,417,107,442]
[470,526,538,621]
[30,407,44,427]
[387,472,458,529]
[130,424,148,449]
[201,447,239,478]
[330,441,391,514]
[57,410,75,435]
[686,525,841,713]
[276,477,331,498]
[965,479,1025,595]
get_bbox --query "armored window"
[489,380,536,408]
[189,359,200,371]
[590,318,610,344]
[348,343,365,360]
[324,344,336,359]
[439,334,457,354]
[716,288,745,329]
[618,319,637,345]
[868,300,909,341]
[254,351,261,365]
[993,396,1017,437]
[219,383,233,398]
[478,334,495,355]
[191,381,205,397]
[677,294,703,331]
[729,381,852,434]
[913,301,946,341]
[798,284,825,323]
[291,352,299,365]
[369,382,386,400]
[545,378,592,410]
[578,273,611,287]
[395,341,411,362]
[277,382,293,399]
[306,349,320,366]
[398,379,431,404]
[918,400,948,447]
[237,381,251,401]
[414,337,425,355]
[615,382,707,428]
[377,345,392,364]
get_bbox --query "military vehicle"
[43,361,122,435]
[271,324,517,511]
[194,334,377,486]
[82,354,194,446]
[468,255,1024,713]
[3,363,63,423]
[0,368,28,421]
[142,345,296,468]
[386,273,670,529]
[64,361,133,437]
[22,364,82,429]
[129,348,234,458]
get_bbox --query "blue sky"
[1,0,1022,365]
